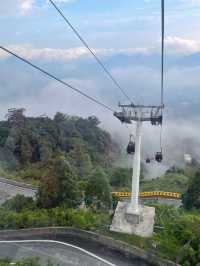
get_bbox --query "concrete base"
[110,201,155,237]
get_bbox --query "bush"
[0,207,110,231]
[2,195,36,213]
[0,257,54,266]
[153,204,200,265]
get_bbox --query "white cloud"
[19,0,35,13]
[1,36,200,65]
[0,45,90,61]
[0,0,77,16]
[0,0,35,16]
[0,44,150,62]
[165,36,200,55]
[180,0,200,6]
[53,0,76,2]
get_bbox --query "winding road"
[0,240,116,266]
[0,239,150,266]
[0,178,36,204]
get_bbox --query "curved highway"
[0,240,146,266]
[0,240,116,266]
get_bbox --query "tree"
[68,142,92,180]
[37,155,81,208]
[110,167,131,188]
[183,172,200,209]
[85,167,111,209]
[2,195,35,213]
[20,132,33,164]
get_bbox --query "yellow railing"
[111,191,181,199]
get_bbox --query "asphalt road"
[0,180,36,204]
[0,240,144,266]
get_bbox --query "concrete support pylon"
[127,118,142,215]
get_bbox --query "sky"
[1,0,200,168]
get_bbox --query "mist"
[1,51,200,179]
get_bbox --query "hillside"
[140,173,189,193]
[0,109,117,184]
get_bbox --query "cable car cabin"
[146,158,151,164]
[127,141,135,155]
[151,115,163,126]
[155,152,163,163]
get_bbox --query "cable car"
[151,115,163,126]
[146,158,151,164]
[155,152,163,163]
[127,135,135,155]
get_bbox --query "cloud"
[53,0,76,2]
[0,44,151,62]
[165,36,200,55]
[19,0,35,13]
[0,45,90,61]
[2,36,200,64]
[179,0,200,6]
[0,0,77,16]
[0,0,35,16]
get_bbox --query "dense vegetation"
[140,173,189,193]
[1,195,200,265]
[0,109,116,209]
[0,195,110,231]
[0,257,54,266]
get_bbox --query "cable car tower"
[114,104,163,215]
[113,0,165,219]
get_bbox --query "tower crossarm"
[114,104,163,125]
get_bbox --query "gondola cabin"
[127,141,135,155]
[146,158,151,164]
[155,152,163,163]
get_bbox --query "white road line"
[0,240,117,266]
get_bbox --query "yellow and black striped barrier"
[111,191,181,199]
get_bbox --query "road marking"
[0,240,116,266]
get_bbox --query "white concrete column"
[127,118,142,215]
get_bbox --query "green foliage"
[166,166,185,175]
[110,167,131,189]
[0,257,55,266]
[85,167,111,209]
[153,204,200,265]
[2,195,36,213]
[37,155,81,209]
[140,173,189,193]
[183,171,200,209]
[0,110,115,170]
[0,204,110,231]
[67,142,92,180]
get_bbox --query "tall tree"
[85,167,111,209]
[37,155,81,208]
[68,142,92,179]
[183,171,200,209]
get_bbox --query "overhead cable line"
[0,46,115,113]
[49,0,133,103]
[125,123,132,135]
[161,0,165,108]
[160,0,165,150]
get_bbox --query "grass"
[140,173,189,193]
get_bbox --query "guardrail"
[112,191,181,199]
